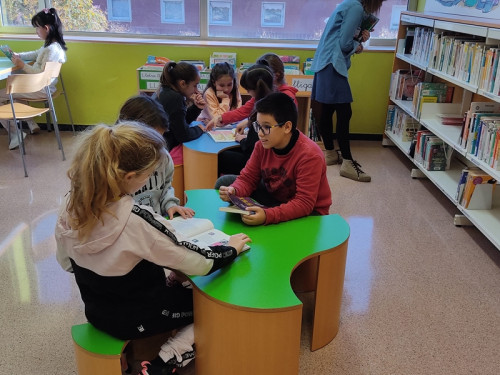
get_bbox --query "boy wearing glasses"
[219,92,331,226]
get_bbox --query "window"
[161,0,186,24]
[0,0,408,43]
[208,1,232,26]
[107,0,131,22]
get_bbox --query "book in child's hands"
[0,45,14,60]
[219,194,266,215]
[169,217,250,251]
[208,129,236,142]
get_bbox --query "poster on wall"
[424,0,500,20]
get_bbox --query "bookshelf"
[386,11,500,251]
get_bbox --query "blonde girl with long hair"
[55,122,250,374]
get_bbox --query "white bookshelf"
[388,11,500,251]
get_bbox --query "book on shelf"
[467,114,500,155]
[460,102,500,148]
[423,139,448,171]
[436,113,464,126]
[169,217,250,251]
[219,194,266,215]
[210,52,237,69]
[414,130,433,163]
[455,168,472,202]
[385,105,396,132]
[179,60,206,71]
[303,58,314,75]
[459,170,496,210]
[207,129,236,142]
[0,44,14,60]
[404,27,415,55]
[412,82,451,117]
[390,69,423,101]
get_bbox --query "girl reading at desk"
[55,122,251,374]
[154,61,206,165]
[0,8,67,149]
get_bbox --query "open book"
[169,217,250,251]
[219,194,266,215]
[0,45,14,60]
[208,129,236,142]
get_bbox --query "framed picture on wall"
[209,0,232,26]
[261,2,285,28]
[161,0,185,24]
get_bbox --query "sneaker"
[324,149,342,165]
[8,131,27,150]
[138,360,176,375]
[340,160,371,182]
[26,120,40,134]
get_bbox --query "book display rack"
[385,11,500,251]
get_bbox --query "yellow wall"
[1,39,394,135]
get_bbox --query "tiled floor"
[0,131,499,375]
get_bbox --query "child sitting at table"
[55,122,251,374]
[218,92,332,226]
[155,61,206,165]
[197,62,241,123]
[212,64,274,176]
[117,94,193,219]
[0,8,67,149]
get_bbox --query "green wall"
[1,39,393,135]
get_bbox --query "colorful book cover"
[0,45,14,60]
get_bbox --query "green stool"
[71,323,128,375]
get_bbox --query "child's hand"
[192,93,206,109]
[198,123,207,132]
[235,133,247,143]
[355,44,364,54]
[235,120,248,134]
[217,90,229,99]
[219,186,235,202]
[228,233,251,255]
[167,205,195,220]
[241,206,266,226]
[207,115,222,130]
[11,55,24,68]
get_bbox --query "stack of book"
[389,69,424,101]
[412,82,453,118]
[386,106,419,142]
[460,102,500,169]
[478,47,500,95]
[279,55,301,75]
[414,130,449,171]
[456,168,496,209]
[409,26,433,65]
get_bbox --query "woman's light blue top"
[311,0,364,77]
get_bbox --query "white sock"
[158,323,195,367]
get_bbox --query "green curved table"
[185,190,350,375]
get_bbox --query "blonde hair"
[66,122,167,241]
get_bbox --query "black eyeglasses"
[252,121,286,135]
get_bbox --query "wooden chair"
[27,61,75,135]
[0,69,65,177]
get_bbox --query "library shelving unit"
[385,11,500,251]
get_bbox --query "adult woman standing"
[311,0,385,182]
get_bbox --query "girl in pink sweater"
[197,62,241,123]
